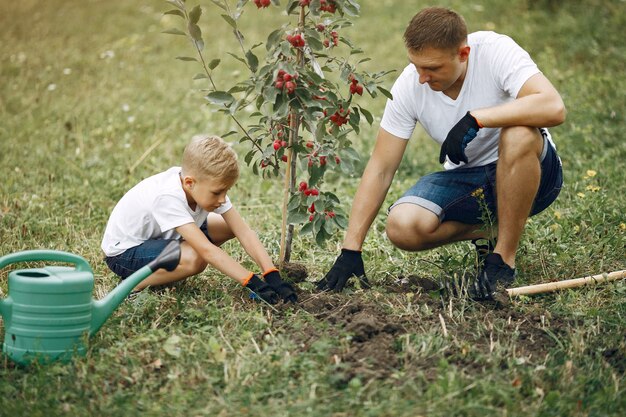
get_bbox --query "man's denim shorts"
[104,220,213,279]
[389,131,563,224]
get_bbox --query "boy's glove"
[244,274,279,304]
[316,248,370,292]
[439,111,482,165]
[263,269,298,303]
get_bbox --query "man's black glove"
[316,248,370,292]
[245,275,279,304]
[263,269,298,303]
[439,111,482,165]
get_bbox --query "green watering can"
[0,241,180,365]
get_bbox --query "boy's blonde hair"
[182,135,239,184]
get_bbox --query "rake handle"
[506,270,626,297]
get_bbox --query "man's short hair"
[182,135,239,184]
[404,7,468,52]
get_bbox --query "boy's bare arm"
[221,207,275,273]
[176,223,252,284]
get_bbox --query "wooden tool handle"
[506,270,626,296]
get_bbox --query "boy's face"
[182,175,234,212]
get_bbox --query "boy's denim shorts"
[389,131,563,224]
[104,220,213,279]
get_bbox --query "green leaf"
[208,58,221,70]
[164,9,185,18]
[377,86,393,100]
[188,23,202,41]
[315,227,330,246]
[359,106,373,125]
[176,56,198,62]
[245,50,259,73]
[205,91,235,105]
[334,214,348,229]
[300,221,314,235]
[189,5,202,24]
[221,14,237,30]
[266,29,283,51]
[287,194,301,211]
[163,334,182,358]
[193,73,208,79]
[162,28,186,36]
[288,209,310,225]
[343,0,361,16]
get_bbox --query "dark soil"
[280,262,309,283]
[275,276,569,383]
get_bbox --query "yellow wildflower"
[585,184,601,192]
[554,210,562,220]
[471,188,484,198]
[574,225,580,233]
[620,223,626,231]
[585,170,597,178]
[577,192,586,198]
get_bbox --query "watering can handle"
[0,250,93,273]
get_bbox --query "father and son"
[102,7,565,303]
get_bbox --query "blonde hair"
[182,135,239,184]
[404,7,467,52]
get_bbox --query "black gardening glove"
[245,275,279,304]
[439,111,482,165]
[316,248,370,292]
[263,269,298,303]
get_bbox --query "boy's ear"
[181,175,196,190]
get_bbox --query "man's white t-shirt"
[101,166,232,257]
[380,31,548,170]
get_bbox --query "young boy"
[101,135,297,304]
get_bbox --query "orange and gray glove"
[243,273,279,304]
[263,268,298,303]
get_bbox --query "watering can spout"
[90,241,181,335]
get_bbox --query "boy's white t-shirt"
[101,166,232,257]
[380,31,548,170]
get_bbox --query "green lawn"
[1,0,624,416]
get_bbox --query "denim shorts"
[389,131,563,224]
[104,220,213,279]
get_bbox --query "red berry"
[356,84,363,95]
[308,203,315,213]
[309,214,314,222]
[281,155,288,162]
[283,73,292,82]
[299,181,308,192]
[323,39,330,48]
[281,140,287,148]
[310,188,319,196]
[285,81,296,94]
[316,24,325,32]
[275,80,284,89]
[319,156,327,166]
[305,141,314,148]
[260,160,268,168]
[273,141,281,150]
[304,189,311,196]
[299,0,310,6]
[261,0,271,6]
[277,69,286,78]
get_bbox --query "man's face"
[407,46,469,93]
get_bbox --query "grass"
[1,0,625,416]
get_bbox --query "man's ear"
[458,45,470,62]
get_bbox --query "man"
[317,7,565,300]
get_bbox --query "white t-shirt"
[380,31,546,169]
[101,166,233,256]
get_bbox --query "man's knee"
[499,126,543,162]
[386,205,438,251]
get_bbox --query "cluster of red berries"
[253,0,271,8]
[322,31,339,48]
[275,70,298,94]
[349,74,364,96]
[299,181,319,196]
[325,107,350,127]
[273,139,288,150]
[319,0,337,13]
[286,33,305,48]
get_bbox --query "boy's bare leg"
[493,126,543,268]
[134,214,235,291]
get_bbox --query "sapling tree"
[163,0,391,264]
